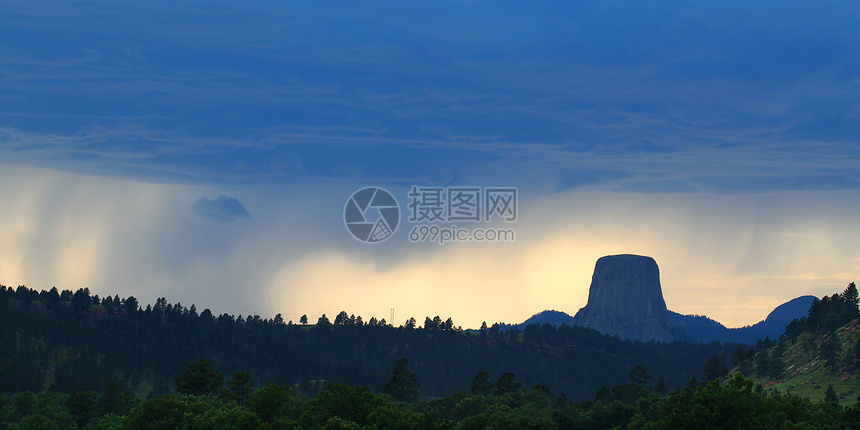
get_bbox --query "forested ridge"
[1,284,733,399]
[1,284,859,429]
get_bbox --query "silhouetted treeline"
[783,282,859,340]
[0,284,738,399]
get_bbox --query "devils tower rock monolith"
[572,254,684,342]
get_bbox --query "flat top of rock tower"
[597,254,655,261]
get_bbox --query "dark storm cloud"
[192,196,251,222]
[0,0,858,191]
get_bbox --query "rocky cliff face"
[572,254,684,342]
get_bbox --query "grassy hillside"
[737,318,860,406]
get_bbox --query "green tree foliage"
[733,344,754,366]
[121,394,261,430]
[825,385,840,404]
[248,383,306,424]
[648,373,848,429]
[334,311,349,326]
[16,414,62,430]
[592,365,657,406]
[703,355,729,381]
[175,359,225,396]
[820,333,841,371]
[1,366,859,429]
[755,350,770,378]
[11,391,37,419]
[471,372,494,396]
[222,372,255,406]
[494,372,522,396]
[628,364,648,385]
[121,395,186,430]
[767,350,785,379]
[784,282,860,339]
[181,397,261,430]
[71,288,92,311]
[301,384,381,428]
[68,391,99,427]
[147,380,171,401]
[654,375,668,395]
[366,403,423,430]
[382,358,420,402]
[123,296,139,314]
[854,338,860,370]
[98,382,138,416]
[83,413,123,430]
[457,405,558,430]
[316,314,331,328]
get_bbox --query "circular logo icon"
[344,187,400,243]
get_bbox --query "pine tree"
[147,380,171,400]
[316,314,331,328]
[854,338,860,370]
[300,368,312,394]
[703,356,728,381]
[755,351,769,377]
[98,382,138,416]
[494,372,521,395]
[824,385,839,404]
[175,359,224,396]
[72,288,91,311]
[767,350,785,379]
[470,371,493,395]
[221,371,254,405]
[843,282,858,307]
[334,311,349,325]
[820,333,840,371]
[383,358,420,402]
[654,375,668,395]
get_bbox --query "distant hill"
[503,296,817,345]
[503,309,574,330]
[759,295,820,333]
[671,295,817,344]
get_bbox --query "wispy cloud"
[192,196,251,222]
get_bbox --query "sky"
[1,0,859,329]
